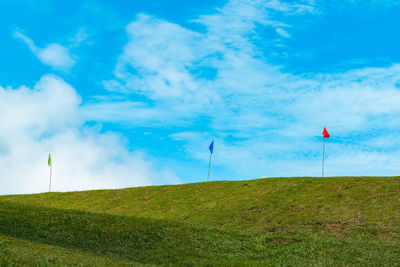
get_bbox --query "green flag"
[48,154,51,167]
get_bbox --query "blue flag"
[209,139,214,154]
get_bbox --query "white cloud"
[288,65,400,134]
[69,27,89,47]
[96,0,308,127]
[0,75,179,195]
[113,14,208,103]
[37,43,75,69]
[84,0,400,179]
[5,0,400,195]
[14,31,76,70]
[81,100,182,127]
[276,28,291,38]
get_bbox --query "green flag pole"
[48,154,52,192]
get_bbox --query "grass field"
[0,177,399,266]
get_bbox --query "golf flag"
[48,153,52,192]
[207,139,214,181]
[321,127,329,178]
[322,127,330,138]
[209,140,214,154]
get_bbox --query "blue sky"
[2,0,400,194]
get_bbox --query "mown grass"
[0,177,399,265]
[0,235,145,266]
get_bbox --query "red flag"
[322,127,330,138]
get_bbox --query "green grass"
[0,177,399,266]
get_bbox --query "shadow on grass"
[0,200,399,266]
[0,200,275,265]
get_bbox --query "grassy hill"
[0,177,399,266]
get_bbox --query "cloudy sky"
[1,0,400,195]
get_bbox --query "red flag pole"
[321,126,330,178]
[322,137,325,178]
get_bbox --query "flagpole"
[49,164,52,192]
[322,137,325,178]
[207,152,212,182]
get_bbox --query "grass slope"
[0,177,399,266]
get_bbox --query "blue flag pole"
[207,139,214,182]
